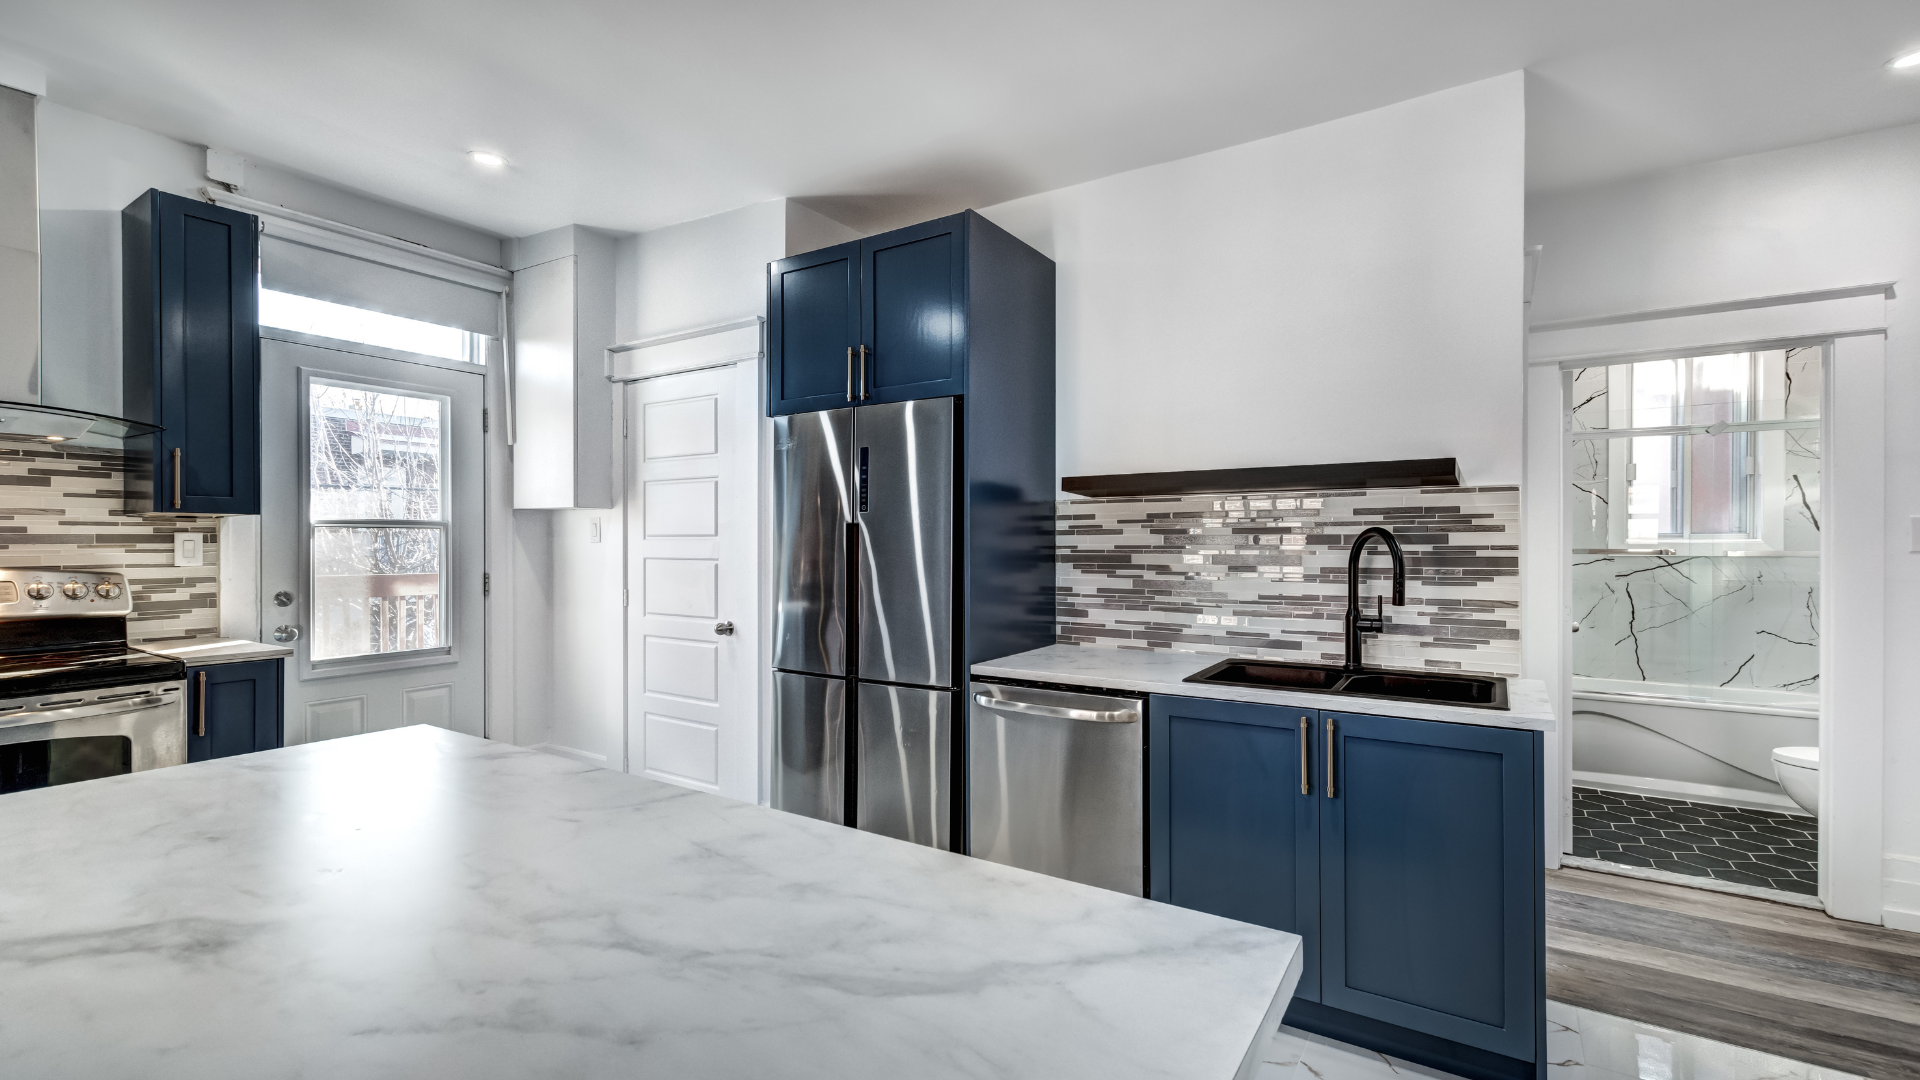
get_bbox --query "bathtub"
[1571,676,1817,814]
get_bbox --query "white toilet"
[1771,745,1819,817]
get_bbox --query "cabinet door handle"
[196,670,207,738]
[172,447,183,510]
[846,347,854,402]
[1299,716,1311,795]
[1325,717,1336,798]
[858,345,868,399]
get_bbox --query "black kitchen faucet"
[1342,526,1406,672]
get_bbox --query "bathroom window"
[1624,354,1755,541]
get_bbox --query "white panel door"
[626,363,758,799]
[260,336,486,742]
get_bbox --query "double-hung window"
[308,380,451,662]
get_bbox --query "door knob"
[713,621,735,636]
[272,625,302,643]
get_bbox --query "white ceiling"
[4,1,1920,239]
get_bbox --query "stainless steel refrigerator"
[771,398,958,849]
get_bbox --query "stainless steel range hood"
[0,84,159,448]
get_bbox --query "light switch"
[1911,516,1920,553]
[174,533,203,566]
[589,517,603,544]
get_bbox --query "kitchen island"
[0,725,1300,1080]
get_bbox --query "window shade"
[261,234,502,338]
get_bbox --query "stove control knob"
[95,582,123,600]
[25,582,51,601]
[61,581,88,599]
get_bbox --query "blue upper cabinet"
[767,212,981,416]
[767,241,861,415]
[1319,710,1540,1061]
[860,216,967,405]
[122,189,261,515]
[1149,696,1321,1001]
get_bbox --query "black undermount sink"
[1184,659,1510,711]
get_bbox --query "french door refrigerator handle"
[846,347,854,402]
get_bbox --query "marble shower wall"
[1572,554,1818,695]
[1567,347,1821,699]
[0,440,221,645]
[1055,486,1520,676]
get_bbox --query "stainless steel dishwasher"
[967,682,1144,895]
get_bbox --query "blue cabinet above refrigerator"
[769,211,1029,417]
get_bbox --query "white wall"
[529,200,806,767]
[979,72,1527,486]
[1528,121,1920,928]
[36,100,504,417]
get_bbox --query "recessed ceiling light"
[468,150,507,168]
[1891,49,1920,69]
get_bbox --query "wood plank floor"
[1547,867,1920,1079]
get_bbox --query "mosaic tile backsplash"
[0,440,221,645]
[1054,485,1520,676]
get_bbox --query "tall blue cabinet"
[122,189,261,516]
[768,211,1056,851]
[1150,695,1546,1080]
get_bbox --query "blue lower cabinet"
[1149,696,1320,1000]
[1149,695,1545,1080]
[186,660,283,763]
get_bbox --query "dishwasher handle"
[972,692,1140,724]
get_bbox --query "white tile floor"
[1249,1003,1866,1080]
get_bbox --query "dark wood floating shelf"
[1061,458,1460,499]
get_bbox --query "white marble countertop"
[135,637,294,665]
[973,644,1556,731]
[0,726,1301,1079]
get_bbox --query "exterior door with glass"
[260,335,486,742]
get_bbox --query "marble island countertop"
[974,644,1555,731]
[0,726,1301,1079]
[134,636,295,665]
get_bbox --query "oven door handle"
[0,694,178,732]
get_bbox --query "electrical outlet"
[589,517,602,544]
[174,532,203,567]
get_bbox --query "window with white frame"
[307,380,451,662]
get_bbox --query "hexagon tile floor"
[1570,787,1818,896]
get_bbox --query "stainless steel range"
[0,569,187,794]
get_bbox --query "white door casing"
[625,363,758,800]
[261,335,487,742]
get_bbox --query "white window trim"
[1525,283,1889,926]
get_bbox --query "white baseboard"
[1573,770,1809,815]
[529,742,610,767]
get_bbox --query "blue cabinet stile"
[122,189,261,516]
[186,660,283,763]
[1149,694,1546,1080]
